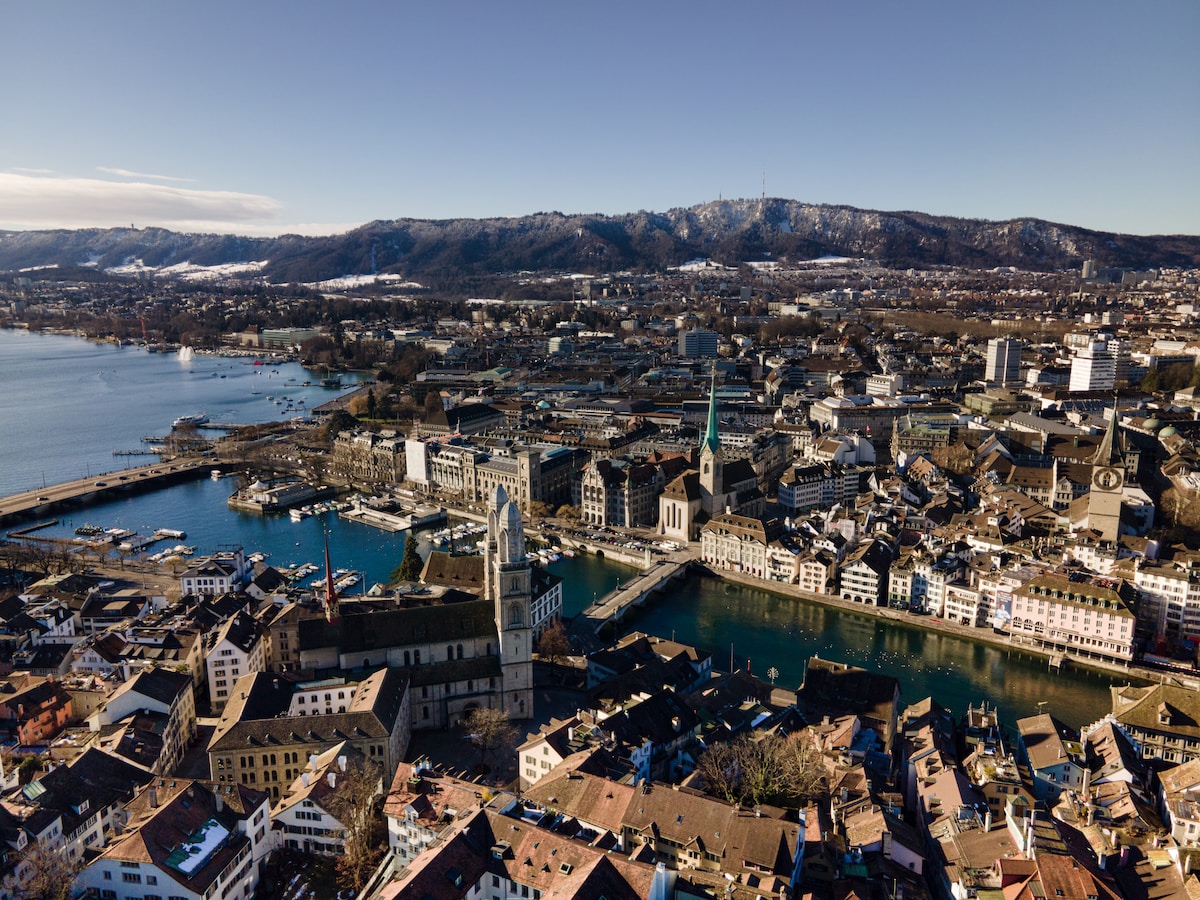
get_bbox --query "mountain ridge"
[2,199,1197,284]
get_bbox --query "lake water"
[0,329,365,496]
[3,329,1125,730]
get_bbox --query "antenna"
[761,170,766,201]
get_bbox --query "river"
[3,329,1126,730]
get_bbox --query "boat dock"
[339,502,446,533]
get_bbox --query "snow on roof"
[165,818,231,874]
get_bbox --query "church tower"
[486,485,533,719]
[699,366,725,515]
[1088,400,1125,542]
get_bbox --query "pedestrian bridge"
[575,558,693,637]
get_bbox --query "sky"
[2,1,1197,238]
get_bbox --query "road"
[0,457,209,525]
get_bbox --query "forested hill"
[2,199,1197,284]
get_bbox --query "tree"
[391,539,424,584]
[694,732,827,807]
[464,706,518,777]
[536,618,570,677]
[324,755,385,893]
[555,504,581,521]
[12,841,84,900]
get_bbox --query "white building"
[273,742,381,855]
[180,547,250,597]
[985,337,1023,385]
[1010,574,1136,665]
[77,780,271,900]
[206,611,266,713]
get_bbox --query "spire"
[1092,392,1122,467]
[323,530,340,624]
[702,365,720,456]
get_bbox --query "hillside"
[2,199,1197,285]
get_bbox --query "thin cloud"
[97,166,194,183]
[0,173,284,232]
[10,167,57,175]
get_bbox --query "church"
[658,369,764,543]
[285,484,549,729]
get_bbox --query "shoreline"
[683,565,1168,688]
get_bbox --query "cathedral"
[659,368,764,543]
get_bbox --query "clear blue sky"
[2,1,1197,237]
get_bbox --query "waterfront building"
[331,429,406,485]
[260,326,322,349]
[700,512,802,583]
[1009,574,1136,665]
[207,667,410,802]
[77,779,272,900]
[579,457,662,527]
[404,437,577,512]
[206,611,267,713]
[838,539,893,606]
[796,549,838,595]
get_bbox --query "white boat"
[290,509,311,521]
[154,528,187,540]
[172,412,209,428]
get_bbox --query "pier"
[339,502,446,533]
[0,458,210,526]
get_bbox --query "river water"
[2,330,1127,729]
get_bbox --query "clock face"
[1093,467,1122,490]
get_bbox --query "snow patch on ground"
[301,273,420,290]
[104,259,269,281]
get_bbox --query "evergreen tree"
[391,539,424,583]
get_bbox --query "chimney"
[338,755,347,773]
[984,810,992,832]
[327,772,337,789]
[302,772,310,787]
[309,753,319,769]
[215,791,224,813]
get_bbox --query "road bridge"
[572,558,693,643]
[0,458,210,527]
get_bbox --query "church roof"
[702,366,720,457]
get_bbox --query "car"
[37,496,49,502]
[94,481,107,487]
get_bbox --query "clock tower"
[1088,401,1125,542]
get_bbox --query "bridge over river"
[0,458,210,527]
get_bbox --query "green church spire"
[702,365,720,456]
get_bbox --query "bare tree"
[465,706,518,777]
[12,841,84,900]
[324,755,385,893]
[536,619,570,679]
[694,731,828,808]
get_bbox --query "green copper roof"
[702,366,719,455]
